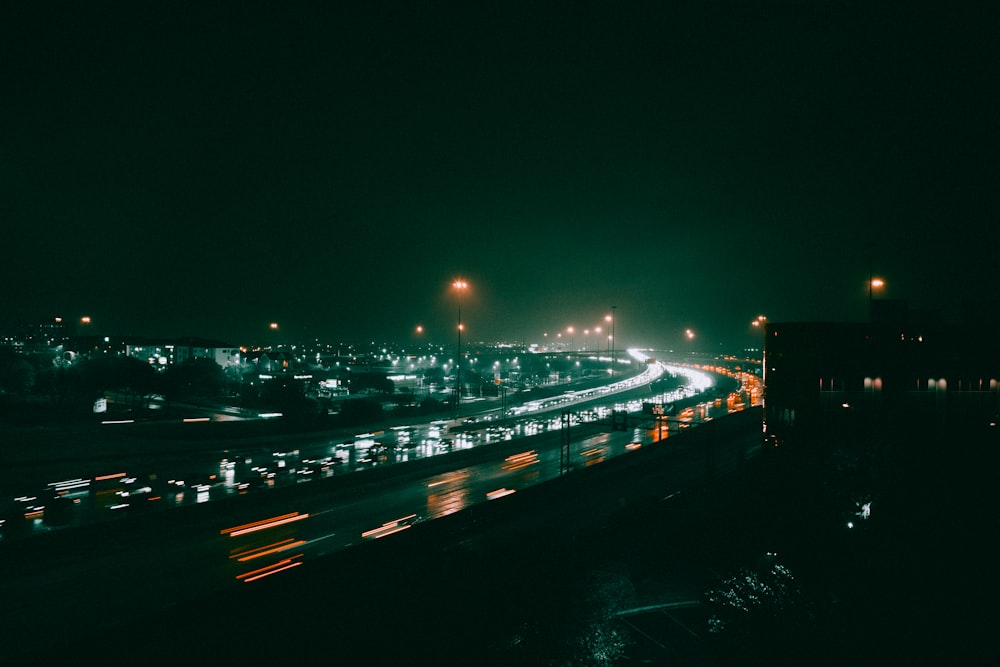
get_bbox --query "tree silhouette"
[163,357,224,401]
[76,355,157,410]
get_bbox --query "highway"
[0,350,698,539]
[0,353,761,657]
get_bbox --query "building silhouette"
[763,300,1000,449]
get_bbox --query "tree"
[421,367,445,386]
[163,357,225,401]
[75,355,157,410]
[704,554,817,664]
[565,568,635,666]
[418,395,445,415]
[492,565,635,666]
[351,372,394,395]
[0,355,35,396]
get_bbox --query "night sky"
[3,2,997,350]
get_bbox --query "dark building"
[763,301,1000,449]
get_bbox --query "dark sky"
[3,1,997,351]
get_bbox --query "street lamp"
[869,277,885,323]
[452,279,469,416]
[608,306,617,375]
[867,242,886,324]
[78,315,93,338]
[751,315,767,362]
[266,322,279,350]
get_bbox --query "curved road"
[0,354,760,657]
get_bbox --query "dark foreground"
[22,414,1000,666]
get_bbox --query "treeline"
[0,347,236,424]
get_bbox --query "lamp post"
[869,277,885,324]
[267,321,279,351]
[751,315,766,347]
[452,279,468,417]
[867,242,885,324]
[604,306,618,377]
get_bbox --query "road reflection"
[426,472,472,518]
[2,355,762,548]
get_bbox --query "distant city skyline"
[2,310,651,355]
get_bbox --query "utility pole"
[560,410,572,475]
[868,242,874,324]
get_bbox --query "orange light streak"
[94,472,126,481]
[237,556,305,582]
[221,512,309,537]
[502,450,538,471]
[372,524,412,539]
[242,561,304,582]
[230,537,297,559]
[361,514,416,539]
[427,473,470,487]
[221,512,301,535]
[234,539,307,562]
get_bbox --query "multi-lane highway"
[0,352,761,657]
[1,350,706,540]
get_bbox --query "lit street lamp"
[867,242,885,323]
[266,322,280,350]
[751,315,767,362]
[452,279,469,416]
[869,277,885,323]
